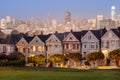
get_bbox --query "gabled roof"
[111,28,120,38]
[23,35,34,43]
[0,33,34,44]
[54,32,69,41]
[0,33,23,44]
[91,28,107,40]
[38,34,51,43]
[72,30,88,41]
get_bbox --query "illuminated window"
[37,46,44,51]
[33,46,36,51]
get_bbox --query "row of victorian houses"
[0,27,120,59]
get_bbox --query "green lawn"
[0,67,119,80]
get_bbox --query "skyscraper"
[97,15,104,29]
[65,11,71,24]
[111,6,116,21]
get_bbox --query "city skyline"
[0,0,120,21]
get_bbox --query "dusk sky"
[0,0,120,21]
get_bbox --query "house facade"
[63,32,81,54]
[16,34,50,56]
[46,34,63,57]
[29,36,46,56]
[101,29,120,58]
[81,31,100,58]
[0,34,23,55]
[0,44,15,55]
[16,36,33,56]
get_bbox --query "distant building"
[88,18,96,30]
[100,19,116,30]
[0,19,7,29]
[97,15,104,29]
[65,11,71,24]
[111,6,116,21]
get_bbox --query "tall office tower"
[0,19,7,29]
[52,19,57,33]
[65,11,71,24]
[6,16,12,27]
[97,15,104,29]
[6,16,12,23]
[111,6,116,21]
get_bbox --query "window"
[32,46,36,51]
[3,46,7,53]
[38,46,44,51]
[73,44,76,49]
[106,41,110,48]
[69,37,73,40]
[111,40,115,46]
[55,45,59,51]
[21,42,24,44]
[36,40,38,43]
[101,41,104,48]
[84,44,87,48]
[23,48,26,53]
[91,45,94,49]
[66,43,69,49]
[96,44,98,49]
[88,35,91,40]
[77,44,79,49]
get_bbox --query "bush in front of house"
[0,52,25,66]
[28,55,46,67]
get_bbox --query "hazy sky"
[0,0,120,21]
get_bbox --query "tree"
[0,54,7,60]
[28,55,46,66]
[8,52,25,61]
[108,49,120,66]
[49,54,65,62]
[86,52,104,67]
[8,52,25,66]
[66,53,82,67]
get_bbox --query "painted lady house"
[46,32,68,58]
[81,29,107,58]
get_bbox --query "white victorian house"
[81,29,107,58]
[46,33,66,57]
[29,36,45,56]
[101,29,120,58]
[0,34,23,55]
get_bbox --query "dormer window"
[22,42,24,44]
[69,37,73,40]
[88,35,91,40]
[36,40,38,43]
